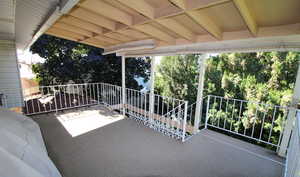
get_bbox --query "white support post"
[149,56,156,122]
[122,56,126,117]
[278,63,300,157]
[193,54,208,134]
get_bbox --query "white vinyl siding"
[0,40,23,108]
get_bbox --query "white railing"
[204,95,289,150]
[0,82,189,141]
[285,110,300,177]
[22,83,99,115]
[186,97,209,132]
[125,88,189,141]
[99,83,122,109]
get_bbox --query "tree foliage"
[30,35,151,89]
[205,52,299,106]
[155,52,300,148]
[156,52,300,106]
[155,54,200,103]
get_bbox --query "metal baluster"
[31,87,35,114]
[259,106,267,140]
[24,89,29,114]
[218,97,223,127]
[205,95,210,129]
[268,106,277,143]
[223,99,229,129]
[251,107,259,137]
[229,100,236,131]
[237,101,243,133]
[81,85,84,105]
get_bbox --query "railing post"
[122,56,126,117]
[149,56,156,125]
[284,111,300,177]
[279,107,297,156]
[182,101,188,142]
[53,86,58,114]
[194,54,208,134]
[205,95,210,129]
[96,83,100,104]
[279,63,300,157]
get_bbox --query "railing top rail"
[162,103,186,117]
[207,94,289,109]
[15,82,116,89]
[38,82,104,88]
[15,82,186,103]
[125,87,186,102]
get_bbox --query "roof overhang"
[35,0,300,54]
[22,0,80,50]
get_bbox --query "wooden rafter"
[115,0,155,19]
[46,31,79,42]
[44,0,300,50]
[233,0,257,36]
[70,7,116,30]
[53,22,94,37]
[47,27,86,41]
[78,0,133,25]
[60,15,103,34]
[134,24,175,43]
[187,10,222,40]
[94,35,121,44]
[82,38,109,48]
[118,29,149,40]
[169,0,186,10]
[104,32,133,42]
[157,18,195,41]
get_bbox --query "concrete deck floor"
[32,105,284,177]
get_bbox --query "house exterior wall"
[0,40,23,108]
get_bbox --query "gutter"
[25,0,80,50]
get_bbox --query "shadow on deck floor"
[32,106,284,177]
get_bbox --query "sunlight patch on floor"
[55,107,124,137]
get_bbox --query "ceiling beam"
[103,39,156,55]
[94,35,121,44]
[60,16,103,34]
[233,0,258,36]
[115,0,155,19]
[187,10,222,40]
[70,7,116,30]
[104,32,133,42]
[134,24,175,43]
[169,0,186,10]
[118,29,149,40]
[81,38,108,48]
[47,27,86,41]
[46,31,79,42]
[157,18,195,41]
[53,22,94,37]
[186,0,230,10]
[78,0,133,26]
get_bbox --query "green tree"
[155,54,200,103]
[205,52,299,106]
[155,52,300,149]
[30,35,151,89]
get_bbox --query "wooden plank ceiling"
[45,0,300,49]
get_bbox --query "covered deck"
[32,105,284,177]
[1,0,300,176]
